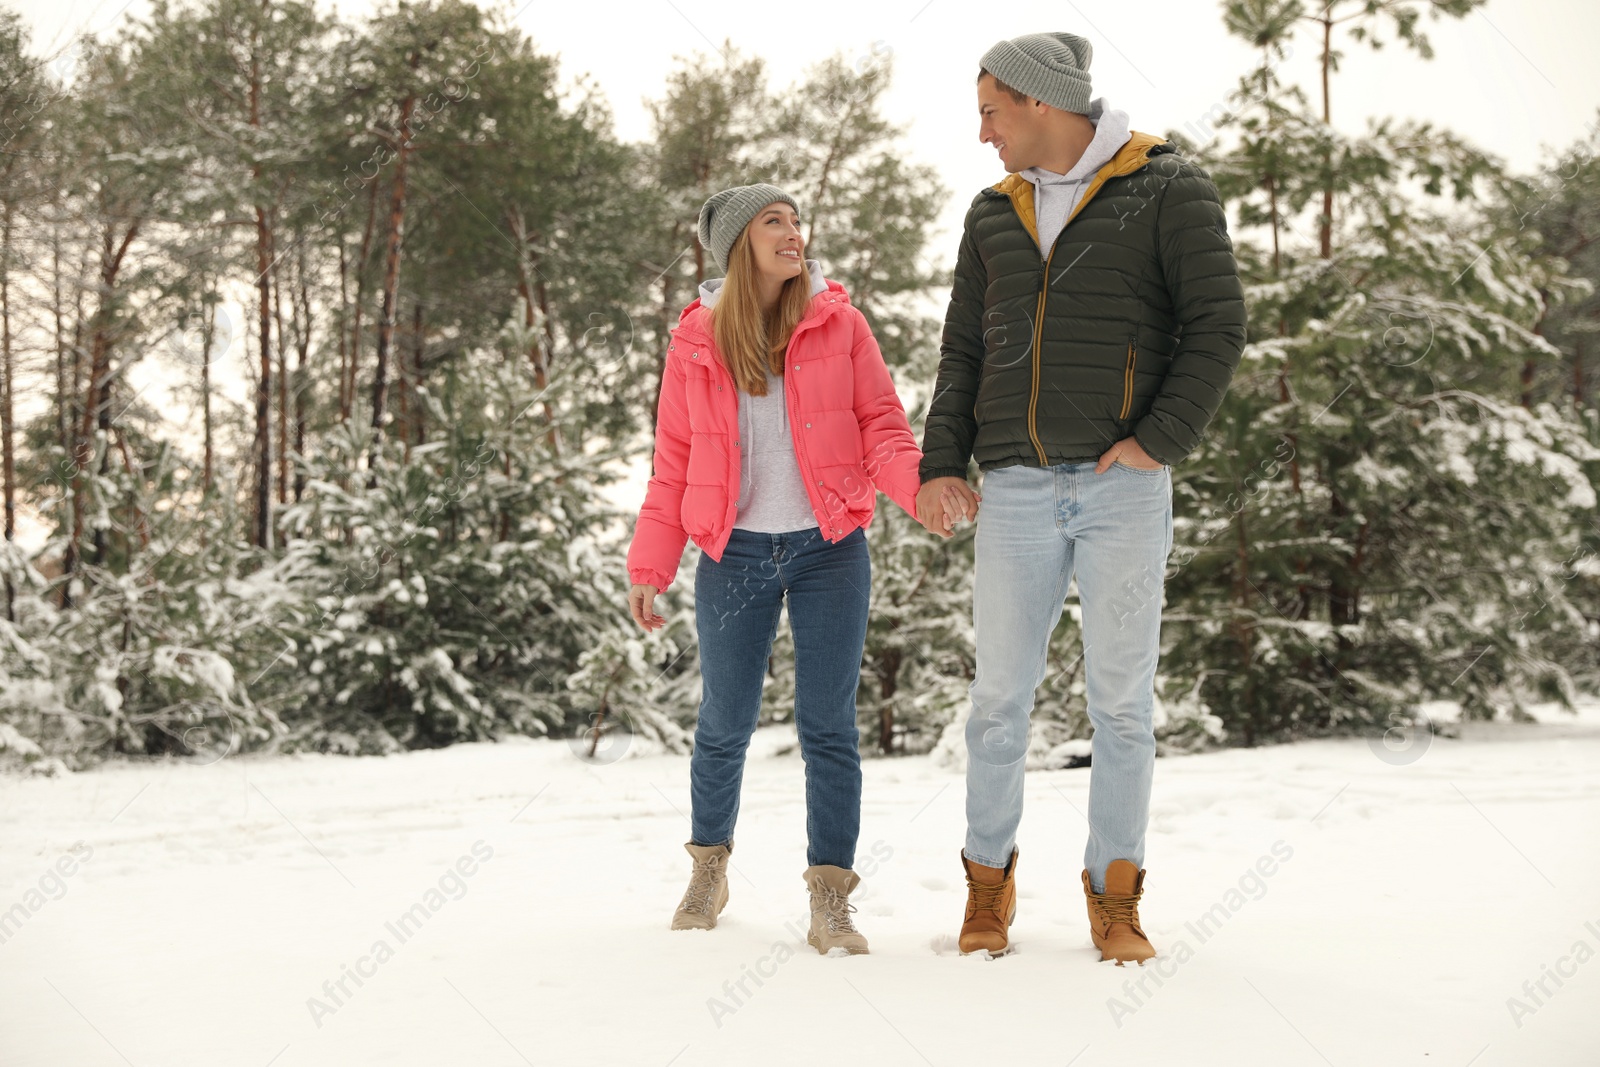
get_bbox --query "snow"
[2,704,1598,1066]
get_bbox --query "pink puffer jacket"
[627,279,923,592]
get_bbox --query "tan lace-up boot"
[803,865,869,955]
[1083,859,1156,964]
[958,848,1019,955]
[671,842,731,931]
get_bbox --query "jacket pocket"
[1118,337,1137,421]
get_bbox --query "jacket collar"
[697,257,827,310]
[987,131,1173,247]
[672,275,852,347]
[1018,97,1133,188]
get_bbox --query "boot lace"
[679,861,722,915]
[1090,888,1143,929]
[813,885,860,935]
[965,878,1007,919]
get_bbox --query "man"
[916,31,1247,964]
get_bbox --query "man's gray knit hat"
[980,32,1093,115]
[697,183,801,273]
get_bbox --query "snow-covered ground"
[3,703,1598,1067]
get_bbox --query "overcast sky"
[13,0,1600,251]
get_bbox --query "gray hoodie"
[1019,97,1132,259]
[696,261,827,534]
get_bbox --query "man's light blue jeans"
[963,459,1173,893]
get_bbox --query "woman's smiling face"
[745,202,806,288]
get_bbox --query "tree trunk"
[293,239,311,502]
[336,237,349,420]
[1318,8,1333,260]
[65,215,139,600]
[877,647,902,755]
[1,199,13,621]
[409,300,425,445]
[369,82,421,481]
[508,208,562,456]
[1327,482,1361,628]
[87,221,136,570]
[1267,162,1309,620]
[534,266,563,460]
[67,226,85,467]
[250,4,273,549]
[58,231,85,606]
[1231,505,1257,745]
[396,308,411,460]
[53,213,69,461]
[347,178,380,426]
[274,245,289,505]
[201,290,215,495]
[1313,4,1359,635]
[112,429,149,551]
[253,205,273,548]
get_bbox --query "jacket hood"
[696,257,828,309]
[989,131,1173,247]
[1019,97,1132,189]
[675,259,847,340]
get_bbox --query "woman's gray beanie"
[979,32,1093,115]
[697,184,800,272]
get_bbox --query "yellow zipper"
[1027,243,1056,466]
[1010,143,1156,466]
[1119,340,1136,419]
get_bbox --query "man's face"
[977,74,1038,172]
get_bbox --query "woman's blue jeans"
[689,525,870,869]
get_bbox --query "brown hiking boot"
[803,865,869,955]
[958,848,1019,955]
[1083,859,1156,965]
[671,842,731,931]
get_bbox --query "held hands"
[915,476,981,539]
[632,477,989,620]
[628,583,665,632]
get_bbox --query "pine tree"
[1158,0,1600,744]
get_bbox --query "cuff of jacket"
[1131,421,1189,468]
[919,467,971,483]
[627,568,675,593]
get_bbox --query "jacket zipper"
[1027,241,1056,466]
[1017,150,1153,467]
[685,299,844,537]
[780,304,842,536]
[1119,339,1136,420]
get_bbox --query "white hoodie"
[1019,97,1133,259]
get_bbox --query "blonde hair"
[709,227,812,397]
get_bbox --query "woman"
[626,183,924,955]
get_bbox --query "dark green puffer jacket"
[919,132,1247,478]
